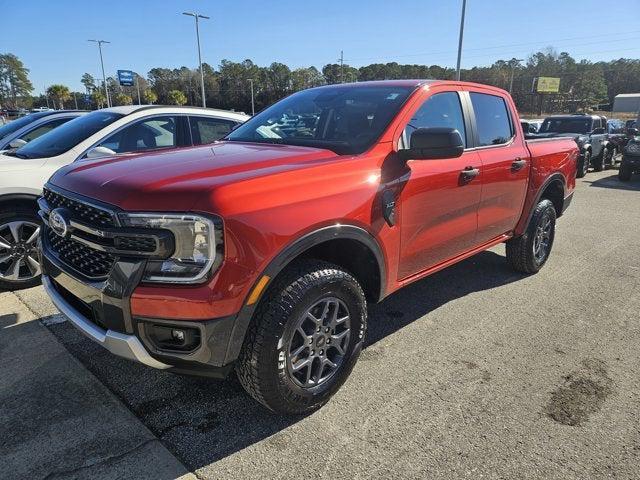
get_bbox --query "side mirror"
[400,127,464,161]
[592,127,605,135]
[9,138,27,149]
[85,146,116,159]
[627,128,639,137]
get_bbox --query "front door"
[397,90,482,279]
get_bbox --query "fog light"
[172,329,185,342]
[146,324,201,352]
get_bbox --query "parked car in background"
[0,110,86,153]
[0,105,249,290]
[39,80,577,414]
[619,130,640,181]
[534,113,609,177]
[521,118,544,134]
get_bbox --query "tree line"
[2,49,639,115]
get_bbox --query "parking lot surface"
[2,170,640,479]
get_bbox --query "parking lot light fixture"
[88,39,111,108]
[182,12,210,108]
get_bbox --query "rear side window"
[21,118,70,142]
[470,93,513,146]
[403,92,467,148]
[190,116,237,145]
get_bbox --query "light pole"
[248,78,255,116]
[509,58,524,94]
[183,12,210,108]
[88,39,111,107]
[455,0,467,81]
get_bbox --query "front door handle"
[511,158,527,171]
[460,166,480,182]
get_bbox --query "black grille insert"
[43,188,115,227]
[47,228,115,278]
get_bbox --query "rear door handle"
[460,166,480,182]
[511,158,527,171]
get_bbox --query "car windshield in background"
[12,111,124,159]
[0,111,51,140]
[539,118,591,134]
[226,85,414,154]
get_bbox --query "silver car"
[0,110,86,153]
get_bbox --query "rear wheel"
[0,210,42,291]
[618,162,633,181]
[506,199,556,274]
[593,149,605,172]
[236,260,367,414]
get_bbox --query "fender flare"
[515,173,566,236]
[223,224,387,364]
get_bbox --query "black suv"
[619,129,640,181]
[535,114,609,178]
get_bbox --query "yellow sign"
[537,77,560,93]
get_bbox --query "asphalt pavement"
[2,169,639,479]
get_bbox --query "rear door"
[466,89,530,243]
[397,89,482,279]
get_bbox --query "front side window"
[0,111,51,140]
[226,85,414,155]
[470,92,513,146]
[190,116,237,145]
[13,111,123,159]
[97,116,177,154]
[21,118,71,142]
[402,92,466,148]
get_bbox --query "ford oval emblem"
[49,208,69,238]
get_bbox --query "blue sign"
[117,70,135,87]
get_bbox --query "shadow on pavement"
[584,172,640,191]
[46,250,525,472]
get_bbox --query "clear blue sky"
[4,0,640,94]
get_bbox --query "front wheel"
[593,149,605,172]
[619,162,633,181]
[576,151,590,178]
[0,210,42,291]
[236,260,367,414]
[506,199,556,274]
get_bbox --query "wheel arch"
[515,173,566,236]
[223,224,387,365]
[0,193,40,214]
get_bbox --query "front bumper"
[43,274,170,369]
[622,153,640,168]
[41,245,237,378]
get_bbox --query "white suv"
[0,105,249,290]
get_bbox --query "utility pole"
[339,50,344,84]
[135,74,141,105]
[248,78,255,116]
[508,58,524,94]
[183,12,210,108]
[88,39,111,107]
[455,0,466,81]
[44,86,50,109]
[73,92,78,109]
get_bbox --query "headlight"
[118,213,222,284]
[625,142,640,155]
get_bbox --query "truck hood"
[48,141,339,211]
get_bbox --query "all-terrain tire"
[576,150,590,178]
[236,259,367,415]
[593,149,605,172]
[506,199,556,274]
[618,162,632,181]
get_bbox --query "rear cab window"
[469,92,513,146]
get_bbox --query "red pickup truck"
[39,80,578,414]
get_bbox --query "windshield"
[539,118,592,134]
[0,112,52,141]
[226,85,414,154]
[13,111,124,159]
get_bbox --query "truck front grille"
[43,188,115,227]
[47,228,115,278]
